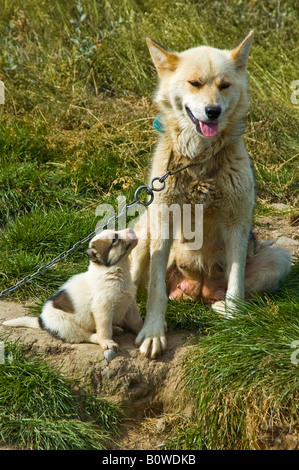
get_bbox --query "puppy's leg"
[213,224,249,315]
[40,306,92,343]
[135,206,173,358]
[90,306,118,350]
[123,300,143,334]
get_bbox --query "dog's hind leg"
[244,241,291,296]
[39,307,93,343]
[213,223,250,315]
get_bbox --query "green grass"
[0,0,298,450]
[0,0,298,298]
[0,334,120,449]
[163,261,299,449]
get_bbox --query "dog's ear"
[146,38,180,77]
[85,247,98,262]
[230,31,254,68]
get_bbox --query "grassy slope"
[0,334,120,449]
[0,0,298,449]
[164,262,299,449]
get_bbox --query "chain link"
[0,169,174,299]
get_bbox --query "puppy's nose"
[205,106,221,120]
[125,228,135,236]
[125,228,137,240]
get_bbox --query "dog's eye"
[188,80,202,89]
[219,82,230,90]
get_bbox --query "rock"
[104,349,117,362]
[270,203,291,211]
[156,418,166,432]
[275,236,299,247]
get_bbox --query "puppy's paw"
[89,333,119,350]
[101,339,119,351]
[135,323,167,359]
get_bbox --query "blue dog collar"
[153,115,164,133]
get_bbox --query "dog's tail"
[3,316,39,329]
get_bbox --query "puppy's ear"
[230,30,254,68]
[146,38,180,77]
[85,247,98,262]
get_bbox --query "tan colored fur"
[131,33,291,358]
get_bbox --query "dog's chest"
[158,155,252,209]
[104,271,135,303]
[110,282,134,324]
[159,169,216,207]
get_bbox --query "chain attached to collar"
[0,158,195,299]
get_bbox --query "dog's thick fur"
[3,229,143,350]
[131,32,291,358]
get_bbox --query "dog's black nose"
[205,106,221,120]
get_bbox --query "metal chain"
[0,169,174,299]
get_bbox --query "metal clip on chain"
[134,172,170,206]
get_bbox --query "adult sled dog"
[131,32,291,358]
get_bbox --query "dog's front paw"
[135,322,167,359]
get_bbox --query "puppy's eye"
[188,80,202,89]
[219,82,230,90]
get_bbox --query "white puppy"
[3,228,143,350]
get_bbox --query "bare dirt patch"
[255,211,299,257]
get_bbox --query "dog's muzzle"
[185,106,219,137]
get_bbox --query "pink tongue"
[199,121,218,137]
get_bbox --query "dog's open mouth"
[185,106,218,137]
